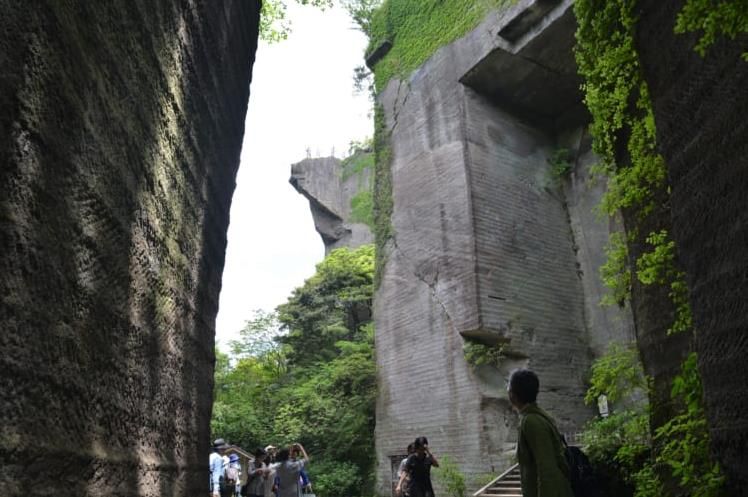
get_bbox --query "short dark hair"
[414,436,428,449]
[509,369,539,404]
[406,443,415,454]
[276,448,290,462]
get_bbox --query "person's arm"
[425,447,439,468]
[294,443,310,462]
[395,467,408,496]
[522,414,562,496]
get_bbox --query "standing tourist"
[210,438,230,497]
[508,369,574,497]
[396,437,439,497]
[275,443,310,497]
[396,443,415,496]
[245,447,268,497]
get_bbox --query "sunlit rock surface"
[291,156,374,253]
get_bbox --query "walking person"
[396,437,439,497]
[508,369,574,497]
[275,443,310,497]
[396,443,415,496]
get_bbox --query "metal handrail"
[471,463,519,497]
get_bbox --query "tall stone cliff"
[635,0,748,492]
[370,1,634,494]
[0,2,260,496]
[291,154,374,253]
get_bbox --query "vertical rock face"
[635,1,748,492]
[291,155,374,253]
[0,2,260,496]
[373,2,634,494]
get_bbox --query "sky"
[214,3,373,350]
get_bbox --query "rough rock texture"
[373,2,634,494]
[635,0,748,492]
[0,2,260,496]
[291,156,374,253]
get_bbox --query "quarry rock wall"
[0,2,260,496]
[372,2,634,494]
[635,0,748,491]
[291,156,374,253]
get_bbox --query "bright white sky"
[215,3,373,350]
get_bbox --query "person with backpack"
[226,453,241,497]
[508,369,574,497]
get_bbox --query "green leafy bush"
[433,455,466,497]
[675,0,748,61]
[463,340,504,368]
[350,190,375,229]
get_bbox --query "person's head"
[406,443,415,455]
[254,447,267,462]
[213,438,230,454]
[229,453,240,465]
[508,369,539,408]
[276,448,290,462]
[413,436,429,455]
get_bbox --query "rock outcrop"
[291,154,374,253]
[0,2,260,496]
[372,1,634,493]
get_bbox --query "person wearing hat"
[210,438,230,497]
[245,447,268,497]
[228,453,242,497]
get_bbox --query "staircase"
[473,464,522,497]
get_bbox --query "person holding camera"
[396,436,439,497]
[274,443,309,497]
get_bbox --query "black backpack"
[562,439,600,497]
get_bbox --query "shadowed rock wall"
[635,0,748,492]
[0,2,259,496]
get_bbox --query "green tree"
[211,245,377,497]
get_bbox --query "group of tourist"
[211,369,576,497]
[210,440,312,497]
[395,436,440,497]
[394,370,575,497]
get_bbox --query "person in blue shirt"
[210,438,230,497]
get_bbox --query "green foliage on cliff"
[575,2,724,494]
[372,104,393,286]
[211,245,376,497]
[341,148,375,181]
[350,190,375,228]
[675,0,748,61]
[365,0,513,90]
[575,0,688,333]
[583,349,725,497]
[581,344,658,495]
[462,340,505,369]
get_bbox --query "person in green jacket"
[508,369,574,497]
